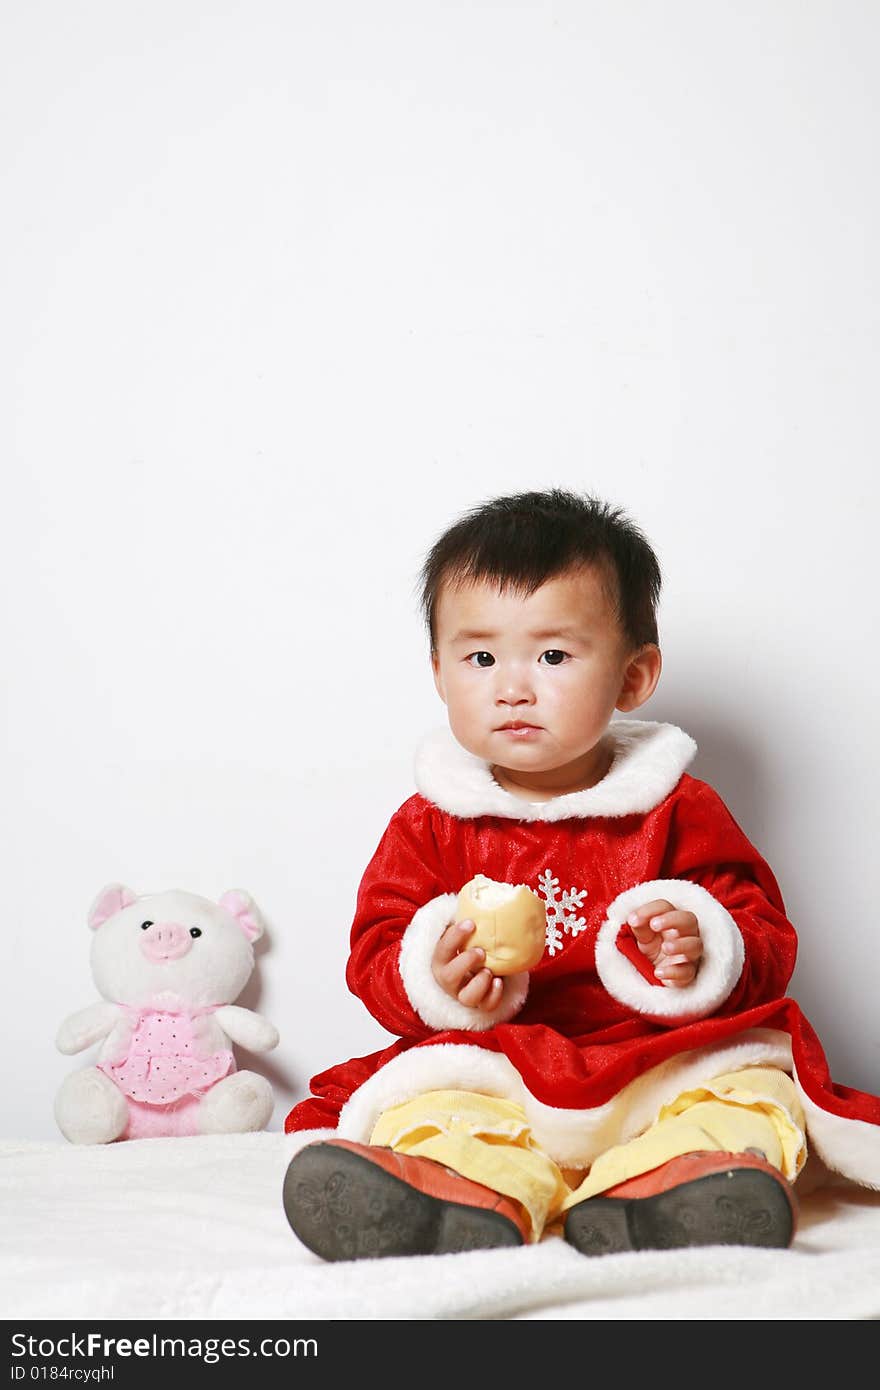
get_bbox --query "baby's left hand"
[627,899,702,988]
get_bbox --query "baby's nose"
[497,674,535,701]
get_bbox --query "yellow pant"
[369,1068,807,1243]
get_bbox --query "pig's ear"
[88,883,138,931]
[219,889,264,942]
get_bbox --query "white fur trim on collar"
[595,879,745,1023]
[398,893,529,1030]
[414,720,697,821]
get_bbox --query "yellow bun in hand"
[454,874,547,975]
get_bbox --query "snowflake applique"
[536,869,588,956]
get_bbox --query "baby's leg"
[562,1065,803,1254]
[282,1089,567,1261]
[370,1088,570,1243]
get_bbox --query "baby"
[282,487,880,1260]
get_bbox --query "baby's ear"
[88,883,138,931]
[431,652,447,705]
[219,889,264,942]
[616,644,662,712]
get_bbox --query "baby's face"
[431,565,655,791]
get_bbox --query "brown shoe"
[282,1138,529,1261]
[563,1150,798,1256]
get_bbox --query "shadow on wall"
[653,703,770,840]
[646,698,880,1098]
[239,933,300,1103]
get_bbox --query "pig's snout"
[139,920,194,963]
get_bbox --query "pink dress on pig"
[99,1004,234,1138]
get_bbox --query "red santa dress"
[285,720,880,1188]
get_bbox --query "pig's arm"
[213,1005,279,1053]
[56,1001,122,1055]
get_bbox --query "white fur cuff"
[595,878,745,1024]
[398,893,529,1031]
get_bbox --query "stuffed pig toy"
[55,883,280,1144]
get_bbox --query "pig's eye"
[140,921,153,931]
[190,927,202,939]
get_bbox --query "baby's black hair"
[416,487,661,654]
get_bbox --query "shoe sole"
[282,1143,525,1261]
[563,1166,795,1255]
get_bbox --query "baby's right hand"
[432,920,505,1013]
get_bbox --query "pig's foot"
[55,1068,129,1144]
[197,1071,274,1134]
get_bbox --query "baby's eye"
[466,651,495,668]
[540,650,569,666]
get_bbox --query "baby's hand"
[627,899,702,988]
[432,920,505,1013]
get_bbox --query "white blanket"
[3,1131,880,1321]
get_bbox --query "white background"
[2,1,877,1140]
